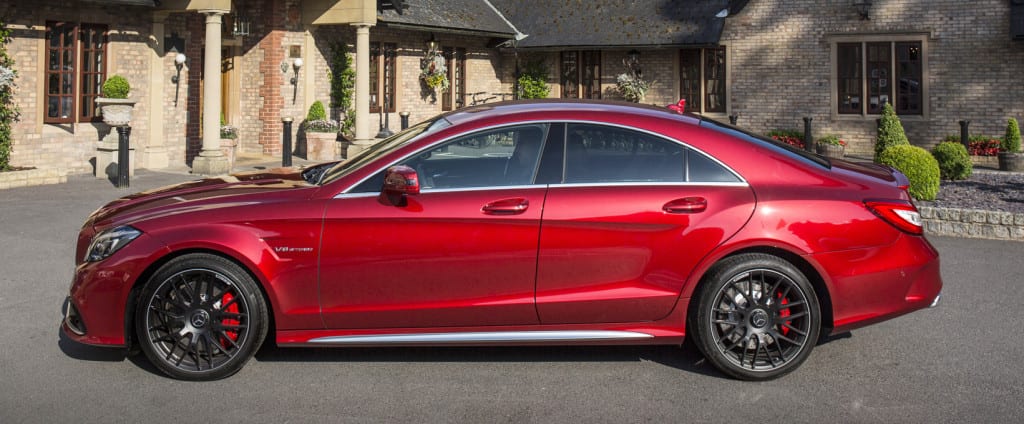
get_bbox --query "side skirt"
[307,330,654,346]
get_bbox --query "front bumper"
[63,232,170,347]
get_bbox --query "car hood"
[85,167,314,229]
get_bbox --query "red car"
[63,101,942,381]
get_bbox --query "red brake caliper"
[778,295,791,336]
[219,292,240,348]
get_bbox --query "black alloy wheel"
[691,253,821,380]
[136,254,267,380]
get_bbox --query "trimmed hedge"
[878,145,940,201]
[306,100,327,121]
[1005,118,1021,152]
[931,141,972,181]
[101,75,130,99]
[875,103,909,160]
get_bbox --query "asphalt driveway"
[1,170,1021,423]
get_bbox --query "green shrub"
[101,75,130,99]
[931,141,972,180]
[875,103,909,161]
[0,18,21,171]
[878,145,940,201]
[328,42,355,137]
[306,100,327,121]
[517,61,550,99]
[1004,118,1021,152]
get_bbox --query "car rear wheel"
[135,253,267,380]
[691,253,820,380]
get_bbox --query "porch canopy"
[490,0,742,48]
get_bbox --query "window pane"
[383,43,397,113]
[704,48,726,113]
[455,48,466,109]
[442,47,453,111]
[402,124,549,189]
[561,51,579,98]
[866,42,891,114]
[837,43,862,114]
[679,49,701,112]
[896,42,922,115]
[369,43,380,112]
[564,124,684,183]
[687,149,740,183]
[581,51,601,99]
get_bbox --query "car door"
[318,124,550,329]
[536,123,756,324]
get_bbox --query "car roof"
[442,99,704,128]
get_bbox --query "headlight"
[84,226,142,262]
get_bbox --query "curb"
[919,206,1024,242]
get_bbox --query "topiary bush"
[878,145,940,201]
[1004,118,1021,153]
[931,141,972,180]
[101,75,130,99]
[306,100,327,121]
[875,102,909,161]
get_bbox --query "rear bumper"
[814,233,943,334]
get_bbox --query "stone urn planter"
[95,97,136,127]
[815,143,845,159]
[998,152,1024,172]
[305,132,339,162]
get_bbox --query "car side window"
[561,123,740,184]
[564,124,684,183]
[351,124,549,192]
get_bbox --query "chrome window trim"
[308,330,654,345]
[333,184,547,199]
[339,118,747,196]
[552,181,748,189]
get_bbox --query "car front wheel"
[135,253,268,380]
[691,253,821,380]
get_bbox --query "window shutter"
[1012,0,1024,40]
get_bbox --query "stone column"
[192,10,230,176]
[350,23,372,157]
[143,12,170,169]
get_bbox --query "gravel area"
[921,170,1024,214]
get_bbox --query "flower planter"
[815,143,845,159]
[998,152,1024,172]
[305,132,339,162]
[220,138,238,171]
[95,97,136,127]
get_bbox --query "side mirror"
[382,165,420,196]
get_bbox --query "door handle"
[663,197,707,214]
[482,198,530,215]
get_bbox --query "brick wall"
[722,0,1024,155]
[4,1,155,174]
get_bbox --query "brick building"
[2,0,1023,175]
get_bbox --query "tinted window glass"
[687,149,741,183]
[564,124,684,183]
[354,124,549,192]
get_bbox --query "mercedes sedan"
[63,100,942,380]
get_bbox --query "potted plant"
[999,118,1022,171]
[302,100,340,161]
[95,75,135,126]
[815,134,846,158]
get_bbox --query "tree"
[875,103,909,161]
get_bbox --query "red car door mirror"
[382,165,420,196]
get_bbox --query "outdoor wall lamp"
[426,34,439,53]
[626,50,641,67]
[289,58,303,85]
[852,0,872,20]
[624,50,642,79]
[171,53,186,84]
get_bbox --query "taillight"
[865,199,923,235]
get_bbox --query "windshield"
[318,119,442,185]
[699,116,831,169]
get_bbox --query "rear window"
[699,117,831,169]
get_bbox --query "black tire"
[135,253,268,381]
[690,253,821,381]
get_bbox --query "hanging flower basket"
[420,51,449,92]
